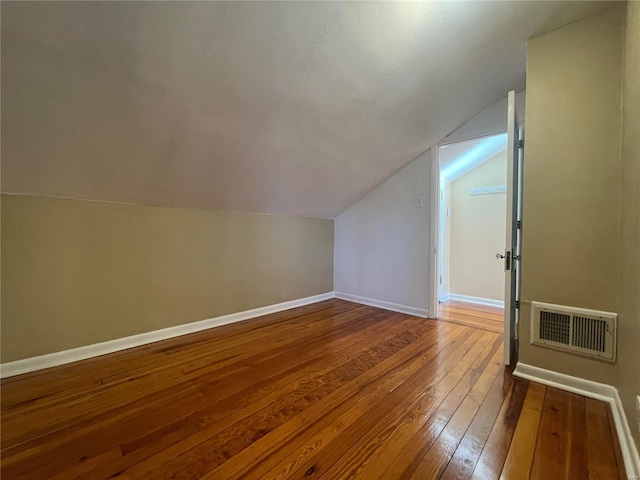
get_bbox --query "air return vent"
[531,302,617,362]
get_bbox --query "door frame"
[429,96,525,366]
[428,129,510,321]
[503,91,522,365]
[429,92,526,322]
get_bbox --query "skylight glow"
[440,134,507,182]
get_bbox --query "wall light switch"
[415,196,424,208]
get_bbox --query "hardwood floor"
[438,302,504,334]
[0,299,626,479]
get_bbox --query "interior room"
[1,2,638,479]
[437,133,508,333]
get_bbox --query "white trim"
[448,293,505,308]
[428,147,440,321]
[334,292,429,319]
[439,294,451,303]
[514,363,640,480]
[0,292,335,379]
[440,92,525,147]
[441,125,510,146]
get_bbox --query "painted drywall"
[1,2,610,218]
[334,91,525,316]
[520,4,639,446]
[0,194,334,362]
[450,152,506,302]
[619,1,640,450]
[443,92,526,144]
[334,151,430,312]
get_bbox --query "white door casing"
[503,90,523,365]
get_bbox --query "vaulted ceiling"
[1,1,612,218]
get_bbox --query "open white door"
[502,91,523,365]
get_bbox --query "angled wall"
[1,195,334,362]
[333,151,431,314]
[333,92,524,316]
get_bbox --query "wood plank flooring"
[0,299,626,479]
[438,302,504,334]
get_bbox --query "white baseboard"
[448,293,505,308]
[514,363,640,480]
[439,294,451,303]
[334,292,429,318]
[0,292,335,379]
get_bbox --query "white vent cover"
[531,301,617,362]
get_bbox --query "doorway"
[437,132,507,333]
[428,90,524,366]
[437,133,508,323]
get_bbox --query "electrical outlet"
[415,196,424,208]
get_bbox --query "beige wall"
[619,0,640,449]
[449,152,506,302]
[521,4,638,449]
[1,194,334,362]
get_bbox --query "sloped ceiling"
[1,1,612,218]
